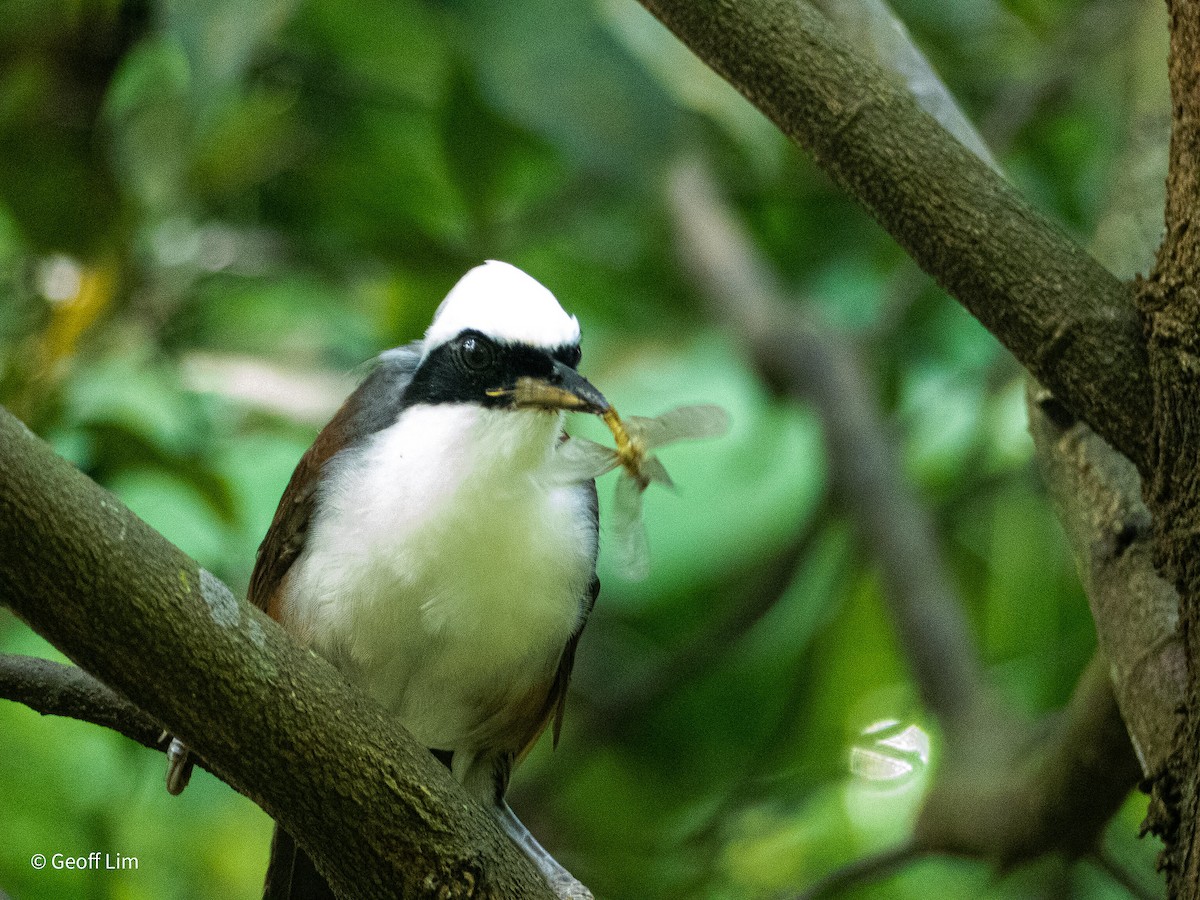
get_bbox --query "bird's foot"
[546,871,594,900]
[495,802,595,900]
[163,736,193,795]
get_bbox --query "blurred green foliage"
[0,0,1161,898]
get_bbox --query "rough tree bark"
[1135,1,1200,894]
[0,408,556,900]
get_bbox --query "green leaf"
[63,355,209,458]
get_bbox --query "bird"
[169,260,606,899]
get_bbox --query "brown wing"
[249,346,422,619]
[515,574,600,764]
[248,429,334,620]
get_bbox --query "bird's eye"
[459,335,495,372]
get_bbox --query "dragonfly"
[550,403,730,579]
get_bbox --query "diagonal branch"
[0,406,556,900]
[669,158,985,729]
[1027,380,1183,781]
[913,650,1142,866]
[636,0,1150,473]
[670,158,1147,893]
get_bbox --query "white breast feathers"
[279,403,597,754]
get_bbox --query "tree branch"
[790,838,922,900]
[670,157,1147,892]
[0,406,556,900]
[636,0,1151,473]
[914,651,1142,866]
[0,653,167,751]
[790,650,1144,894]
[1027,385,1183,779]
[1090,850,1163,900]
[669,158,985,729]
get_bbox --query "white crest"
[423,260,581,354]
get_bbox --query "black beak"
[507,361,610,415]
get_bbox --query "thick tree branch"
[637,0,1150,472]
[0,406,556,900]
[1135,0,1200,605]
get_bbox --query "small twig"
[690,651,820,851]
[790,838,922,900]
[0,653,167,751]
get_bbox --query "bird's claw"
[546,872,594,900]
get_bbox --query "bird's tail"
[262,824,336,900]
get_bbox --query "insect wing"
[612,472,650,580]
[628,404,731,451]
[638,454,674,489]
[549,436,621,484]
